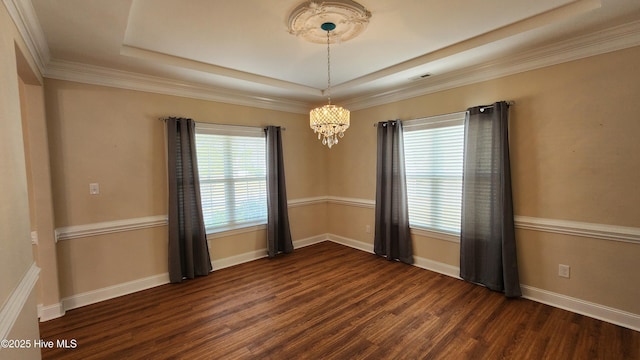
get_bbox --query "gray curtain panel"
[459,102,521,297]
[374,120,413,264]
[166,117,212,283]
[265,126,293,258]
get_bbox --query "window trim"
[195,122,265,138]
[195,122,267,235]
[403,111,466,236]
[403,111,466,131]
[410,227,460,243]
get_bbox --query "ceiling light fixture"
[309,22,350,148]
[288,0,371,148]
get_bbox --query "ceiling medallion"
[287,0,372,44]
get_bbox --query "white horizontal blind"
[195,123,266,233]
[403,113,465,234]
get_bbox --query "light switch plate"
[558,264,570,278]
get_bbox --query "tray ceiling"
[21,0,640,111]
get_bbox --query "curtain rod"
[372,101,515,127]
[159,117,285,131]
[479,100,515,112]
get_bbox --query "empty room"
[1,0,639,359]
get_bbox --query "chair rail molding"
[55,215,168,242]
[515,216,640,244]
[0,262,40,339]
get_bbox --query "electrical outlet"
[558,264,570,278]
[365,225,371,234]
[89,183,100,195]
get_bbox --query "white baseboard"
[521,285,640,332]
[49,234,329,319]
[211,234,328,270]
[61,273,171,312]
[37,302,65,322]
[413,256,461,279]
[212,249,268,271]
[328,234,374,253]
[294,234,329,248]
[44,233,640,332]
[326,235,461,279]
[326,234,640,332]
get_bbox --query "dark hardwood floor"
[40,241,639,359]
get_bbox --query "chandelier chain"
[326,29,331,104]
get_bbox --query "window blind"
[195,123,266,233]
[403,113,465,234]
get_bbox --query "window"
[403,112,465,235]
[195,123,266,233]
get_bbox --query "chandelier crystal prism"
[310,22,350,149]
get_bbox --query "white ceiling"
[20,0,640,112]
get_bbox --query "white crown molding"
[515,216,640,244]
[344,19,640,111]
[2,0,50,76]
[55,215,167,242]
[8,0,640,113]
[44,59,311,114]
[0,262,40,339]
[334,0,602,94]
[120,45,321,97]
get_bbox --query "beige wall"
[1,3,33,311]
[0,3,42,359]
[20,77,61,315]
[3,291,41,360]
[327,46,640,314]
[44,79,328,297]
[34,26,640,323]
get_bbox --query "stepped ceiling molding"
[6,0,640,113]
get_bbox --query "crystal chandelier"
[310,22,350,148]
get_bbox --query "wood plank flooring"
[40,241,639,359]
